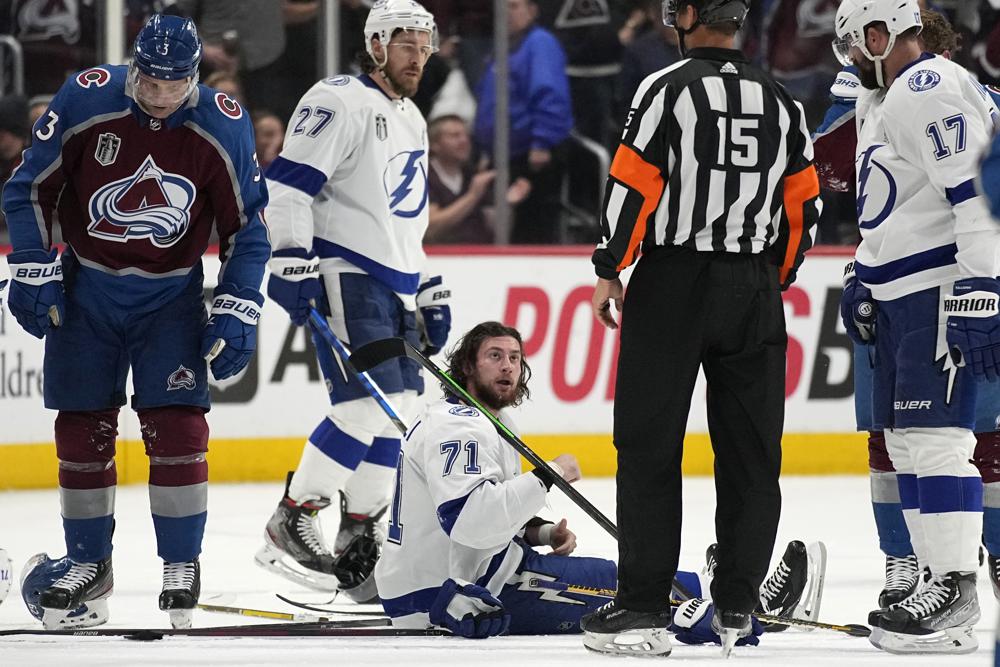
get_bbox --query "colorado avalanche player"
[5,15,269,630]
[819,8,1000,612]
[256,0,450,601]
[374,322,825,650]
[834,0,1000,653]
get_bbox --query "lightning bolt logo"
[855,144,896,230]
[515,573,585,605]
[385,150,428,218]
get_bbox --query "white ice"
[0,476,995,665]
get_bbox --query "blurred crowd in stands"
[0,0,998,245]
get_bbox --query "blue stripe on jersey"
[917,476,983,514]
[945,179,977,206]
[855,244,957,286]
[313,237,421,295]
[365,436,401,468]
[476,540,521,588]
[381,586,439,618]
[436,482,491,535]
[898,473,918,510]
[309,418,370,470]
[266,156,328,197]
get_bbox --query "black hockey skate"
[756,540,808,632]
[869,571,980,655]
[988,553,1000,600]
[159,559,200,629]
[704,543,718,578]
[39,557,113,610]
[255,472,340,591]
[878,553,919,608]
[331,493,386,603]
[711,608,753,658]
[581,599,672,657]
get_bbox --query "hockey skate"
[27,555,113,630]
[868,571,980,654]
[711,608,752,658]
[987,553,1000,600]
[878,553,919,608]
[331,493,387,603]
[255,474,341,592]
[159,559,200,629]
[703,543,718,578]
[581,599,672,657]
[757,540,826,631]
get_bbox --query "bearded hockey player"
[834,0,1000,654]
[5,14,269,630]
[256,0,450,602]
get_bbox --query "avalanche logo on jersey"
[87,156,196,247]
[383,149,428,219]
[856,144,897,229]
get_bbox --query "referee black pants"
[613,246,785,614]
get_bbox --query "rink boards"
[0,245,867,488]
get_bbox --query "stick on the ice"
[0,620,448,639]
[197,602,384,622]
[525,578,870,638]
[276,593,387,617]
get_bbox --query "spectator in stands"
[203,72,246,104]
[424,0,495,91]
[426,115,531,244]
[616,0,680,122]
[473,0,573,244]
[253,109,285,171]
[0,94,28,234]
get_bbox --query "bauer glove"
[6,248,65,339]
[202,283,263,380]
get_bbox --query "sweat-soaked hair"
[445,321,532,408]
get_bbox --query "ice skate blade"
[41,599,109,630]
[791,541,827,630]
[582,628,672,657]
[869,624,979,654]
[719,628,739,658]
[254,543,340,592]
[167,608,194,629]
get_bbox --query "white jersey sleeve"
[264,80,361,251]
[420,407,548,551]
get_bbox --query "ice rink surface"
[0,475,995,666]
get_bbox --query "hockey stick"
[0,620,448,639]
[276,593,387,617]
[524,578,870,638]
[197,602,384,622]
[347,337,621,541]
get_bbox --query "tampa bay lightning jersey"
[374,398,548,628]
[265,74,430,309]
[853,54,999,300]
[2,65,269,312]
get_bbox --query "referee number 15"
[717,116,759,168]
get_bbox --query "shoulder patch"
[323,75,352,86]
[214,92,243,119]
[448,405,480,418]
[907,69,940,93]
[76,67,112,89]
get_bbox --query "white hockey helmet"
[364,0,439,64]
[832,0,921,68]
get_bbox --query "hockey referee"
[581,0,821,657]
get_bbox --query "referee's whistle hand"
[592,278,623,330]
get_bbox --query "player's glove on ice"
[267,249,324,325]
[840,261,875,345]
[202,284,264,380]
[671,598,762,647]
[416,275,452,356]
[945,277,1000,381]
[429,578,510,638]
[5,248,65,339]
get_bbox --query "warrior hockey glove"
[671,598,762,647]
[416,275,452,356]
[840,261,875,345]
[201,284,264,380]
[429,578,510,638]
[945,277,1000,381]
[267,249,324,325]
[5,248,65,339]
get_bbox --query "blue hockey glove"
[840,261,875,345]
[201,284,264,380]
[267,249,324,326]
[671,598,762,647]
[945,277,1000,381]
[5,248,65,339]
[416,275,451,356]
[429,578,510,638]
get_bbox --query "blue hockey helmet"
[127,14,202,117]
[19,552,109,628]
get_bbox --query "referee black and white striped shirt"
[593,47,821,288]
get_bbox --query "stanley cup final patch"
[94,132,121,166]
[167,365,197,391]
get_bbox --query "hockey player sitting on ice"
[833,0,1000,655]
[6,14,269,631]
[256,0,448,603]
[373,321,825,649]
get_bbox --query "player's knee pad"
[54,409,120,488]
[883,429,913,472]
[867,431,894,472]
[137,406,209,487]
[329,395,401,442]
[973,431,1000,483]
[906,427,978,477]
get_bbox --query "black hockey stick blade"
[0,619,446,639]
